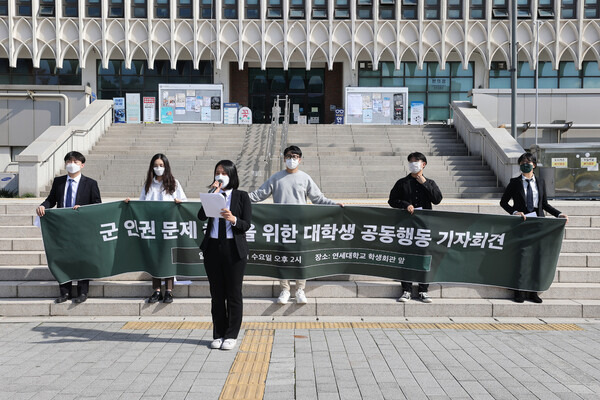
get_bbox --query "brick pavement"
[1,318,600,399]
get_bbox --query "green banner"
[40,201,566,291]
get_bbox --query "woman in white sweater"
[126,153,187,303]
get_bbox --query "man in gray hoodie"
[249,145,343,304]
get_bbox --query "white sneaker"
[398,291,411,302]
[419,292,433,303]
[221,338,237,350]
[277,290,291,304]
[295,289,307,304]
[210,338,224,349]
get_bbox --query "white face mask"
[285,158,300,170]
[153,166,165,176]
[408,161,422,174]
[66,163,81,174]
[215,174,230,189]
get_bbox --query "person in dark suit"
[36,151,102,304]
[500,152,568,303]
[388,152,443,303]
[198,160,252,351]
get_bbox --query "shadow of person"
[31,324,213,347]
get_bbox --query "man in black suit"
[500,152,568,303]
[36,151,102,304]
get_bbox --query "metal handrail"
[265,96,281,176]
[279,96,290,170]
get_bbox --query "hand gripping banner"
[40,201,566,291]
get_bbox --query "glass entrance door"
[249,68,325,124]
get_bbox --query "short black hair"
[64,151,85,164]
[284,145,302,158]
[407,152,427,163]
[213,160,240,190]
[518,152,537,165]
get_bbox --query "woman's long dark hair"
[211,160,240,190]
[144,153,177,195]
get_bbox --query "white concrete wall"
[451,101,525,187]
[0,147,10,173]
[16,100,113,196]
[472,89,600,148]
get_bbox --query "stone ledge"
[404,299,492,317]
[0,299,50,316]
[490,299,583,318]
[51,298,141,316]
[316,298,403,316]
[574,300,600,318]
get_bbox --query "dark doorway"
[248,68,325,124]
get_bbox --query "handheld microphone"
[208,179,223,193]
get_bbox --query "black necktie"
[526,179,534,213]
[65,179,73,208]
[218,192,227,240]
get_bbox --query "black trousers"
[152,277,174,291]
[402,281,429,293]
[59,280,89,297]
[203,239,246,340]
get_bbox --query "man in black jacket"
[388,152,443,303]
[500,152,568,303]
[36,151,102,304]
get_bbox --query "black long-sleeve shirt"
[388,174,443,210]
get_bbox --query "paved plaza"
[1,317,600,400]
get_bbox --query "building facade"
[1,0,600,130]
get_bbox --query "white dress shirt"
[139,178,187,202]
[521,174,539,209]
[209,189,234,239]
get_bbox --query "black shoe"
[148,291,163,303]
[529,293,543,303]
[514,291,525,303]
[163,291,173,304]
[55,293,70,304]
[72,294,87,304]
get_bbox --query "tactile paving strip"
[219,329,274,400]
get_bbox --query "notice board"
[345,87,408,125]
[159,84,223,124]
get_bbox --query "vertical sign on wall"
[126,93,141,124]
[113,97,125,123]
[224,103,239,124]
[334,109,345,124]
[410,101,424,125]
[143,97,156,123]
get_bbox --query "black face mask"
[520,163,533,173]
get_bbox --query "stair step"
[3,280,600,298]
[0,252,46,266]
[0,298,594,318]
[0,238,44,251]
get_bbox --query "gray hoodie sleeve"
[248,177,273,203]
[305,175,337,205]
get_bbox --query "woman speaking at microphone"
[198,160,252,351]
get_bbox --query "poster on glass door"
[113,97,125,123]
[126,93,141,124]
[143,97,156,123]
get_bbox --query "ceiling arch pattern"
[1,16,599,71]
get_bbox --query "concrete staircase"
[1,199,599,318]
[42,123,502,200]
[283,124,503,199]
[41,124,251,199]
